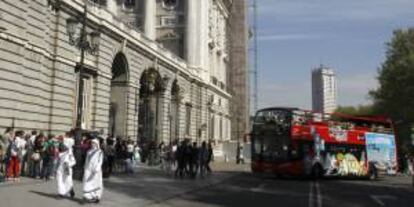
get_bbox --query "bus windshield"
[252,109,293,162]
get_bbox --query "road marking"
[250,183,274,194]
[371,196,385,206]
[315,182,322,207]
[309,182,314,207]
[250,183,267,193]
[370,195,397,207]
[309,181,322,207]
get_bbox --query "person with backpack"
[31,134,44,178]
[41,134,56,181]
[6,130,24,182]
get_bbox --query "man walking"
[175,141,186,178]
[206,143,213,173]
[198,142,209,177]
[190,142,199,178]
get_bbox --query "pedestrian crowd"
[101,137,216,179]
[0,127,74,182]
[0,127,103,203]
[0,126,217,202]
[170,140,214,179]
[100,137,215,179]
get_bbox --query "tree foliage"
[335,105,375,116]
[370,28,414,123]
[370,28,414,152]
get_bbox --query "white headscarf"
[91,139,100,150]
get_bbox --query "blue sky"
[250,0,414,110]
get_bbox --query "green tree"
[370,28,414,154]
[335,105,375,116]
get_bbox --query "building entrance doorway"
[109,53,129,138]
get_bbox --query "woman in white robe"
[56,144,76,198]
[83,139,103,203]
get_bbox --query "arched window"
[124,0,135,9]
[163,0,179,10]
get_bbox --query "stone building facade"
[0,0,238,148]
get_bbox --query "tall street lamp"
[65,2,100,178]
[66,3,100,145]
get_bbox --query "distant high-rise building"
[312,65,338,114]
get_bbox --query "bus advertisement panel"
[365,132,397,174]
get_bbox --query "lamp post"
[65,2,100,178]
[66,3,100,145]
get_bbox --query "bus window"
[254,111,266,124]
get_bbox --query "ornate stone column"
[144,0,156,40]
[159,75,171,144]
[185,0,209,81]
[185,0,197,66]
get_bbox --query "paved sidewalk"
[0,163,244,207]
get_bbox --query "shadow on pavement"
[99,167,245,206]
[29,190,84,205]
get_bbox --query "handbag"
[31,152,40,161]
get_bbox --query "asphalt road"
[154,174,414,207]
[0,164,413,207]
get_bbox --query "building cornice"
[62,0,198,81]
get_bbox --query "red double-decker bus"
[251,107,397,178]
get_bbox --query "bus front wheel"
[312,164,324,179]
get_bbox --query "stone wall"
[0,0,231,146]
